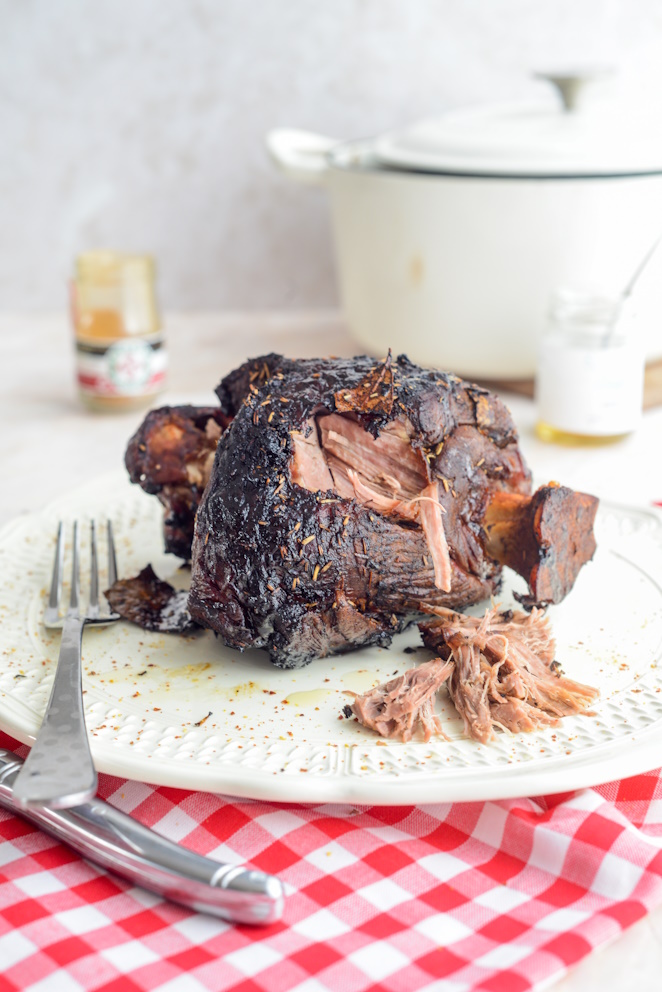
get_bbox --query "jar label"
[76,338,167,398]
[536,340,644,435]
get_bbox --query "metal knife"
[0,749,284,925]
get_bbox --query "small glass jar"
[71,251,166,412]
[535,287,644,445]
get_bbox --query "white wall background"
[2,0,662,310]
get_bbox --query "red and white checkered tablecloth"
[3,732,662,992]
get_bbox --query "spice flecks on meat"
[124,353,598,671]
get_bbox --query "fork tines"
[45,520,119,626]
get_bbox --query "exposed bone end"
[482,483,598,606]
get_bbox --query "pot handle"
[265,129,336,185]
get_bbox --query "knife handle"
[0,750,284,925]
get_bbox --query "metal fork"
[13,520,119,809]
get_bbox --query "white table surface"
[1,311,662,990]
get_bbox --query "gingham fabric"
[3,732,662,992]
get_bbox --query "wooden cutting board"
[477,357,662,409]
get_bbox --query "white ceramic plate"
[1,472,661,805]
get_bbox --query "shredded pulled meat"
[350,659,454,742]
[292,413,453,592]
[416,482,451,592]
[350,606,599,743]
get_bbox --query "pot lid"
[372,73,662,178]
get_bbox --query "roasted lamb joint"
[186,353,597,668]
[125,405,231,558]
[481,483,599,606]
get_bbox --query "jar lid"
[548,287,623,329]
[372,74,662,178]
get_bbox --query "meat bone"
[480,482,598,607]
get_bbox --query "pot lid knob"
[534,67,615,112]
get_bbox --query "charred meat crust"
[188,354,534,668]
[215,353,284,418]
[106,565,198,634]
[125,405,231,559]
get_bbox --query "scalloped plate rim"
[0,471,660,805]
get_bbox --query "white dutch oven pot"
[267,75,662,379]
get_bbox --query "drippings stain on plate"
[284,688,336,707]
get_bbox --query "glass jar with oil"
[535,287,644,445]
[71,251,166,412]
